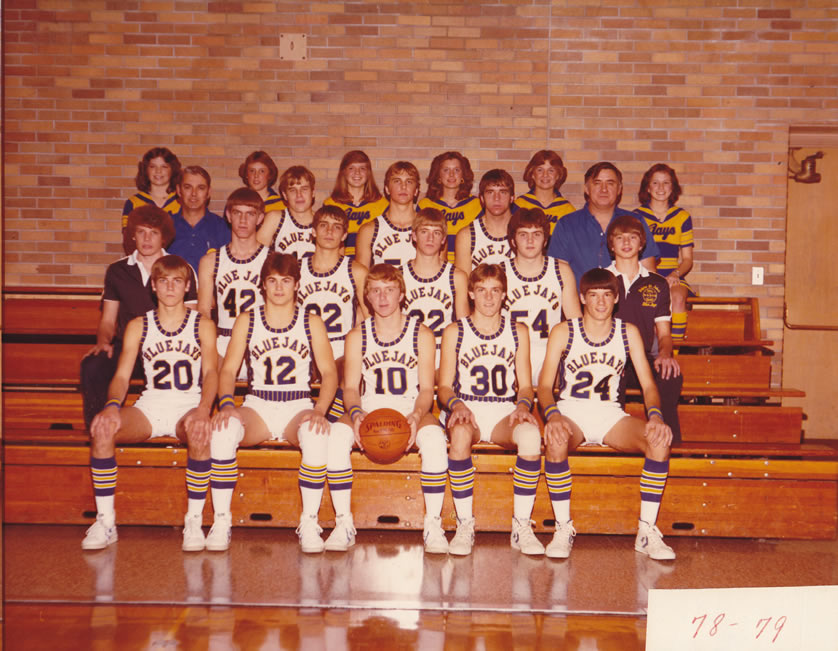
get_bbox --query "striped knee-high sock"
[512,456,541,521]
[639,458,669,525]
[420,468,447,517]
[671,311,687,342]
[448,457,475,520]
[210,457,238,516]
[185,457,211,518]
[327,466,353,516]
[91,456,117,523]
[299,462,328,518]
[545,459,572,523]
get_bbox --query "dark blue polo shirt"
[168,209,231,272]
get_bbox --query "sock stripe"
[91,457,118,496]
[210,457,238,489]
[420,470,447,493]
[299,463,327,489]
[640,459,669,503]
[449,460,475,497]
[327,468,353,490]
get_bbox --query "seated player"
[168,165,231,272]
[80,206,197,427]
[536,268,675,560]
[239,150,285,215]
[503,207,581,385]
[355,161,421,268]
[257,165,317,259]
[403,207,469,366]
[514,150,576,234]
[324,150,389,258]
[298,205,369,420]
[634,164,696,342]
[606,215,683,443]
[197,188,269,376]
[208,252,340,552]
[121,147,181,253]
[336,264,450,553]
[418,151,482,262]
[454,169,516,274]
[438,264,543,557]
[83,255,218,551]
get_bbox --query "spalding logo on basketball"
[359,408,411,465]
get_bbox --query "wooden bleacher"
[3,287,837,540]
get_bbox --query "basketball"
[359,408,411,465]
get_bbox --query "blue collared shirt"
[168,209,231,271]
[547,204,660,288]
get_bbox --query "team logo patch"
[639,283,661,307]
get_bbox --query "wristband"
[543,403,560,420]
[446,396,463,411]
[647,406,663,421]
[218,394,235,410]
[348,405,363,421]
[517,397,533,412]
[105,398,122,410]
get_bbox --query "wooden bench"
[4,288,834,540]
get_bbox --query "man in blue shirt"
[547,162,659,287]
[169,166,231,272]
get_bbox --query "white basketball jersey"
[297,256,356,351]
[403,260,457,345]
[454,315,519,403]
[504,257,565,383]
[470,216,513,268]
[271,209,315,259]
[213,244,268,337]
[360,315,421,406]
[246,304,313,400]
[139,308,203,396]
[370,213,414,267]
[558,318,629,406]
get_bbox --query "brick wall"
[4,1,838,384]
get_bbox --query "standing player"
[403,208,469,365]
[454,169,516,274]
[208,252,341,552]
[438,264,543,557]
[504,207,582,385]
[83,255,218,552]
[258,165,317,259]
[355,161,420,269]
[536,268,675,560]
[336,264,450,553]
[514,150,576,234]
[605,215,683,443]
[634,163,695,342]
[418,151,482,262]
[197,188,269,374]
[324,150,389,258]
[239,151,285,215]
[121,147,181,253]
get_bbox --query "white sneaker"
[296,515,325,553]
[205,513,232,552]
[423,515,449,554]
[324,514,356,552]
[182,513,206,552]
[448,516,475,556]
[510,517,545,555]
[635,520,676,560]
[546,520,576,559]
[82,514,118,550]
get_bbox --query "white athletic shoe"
[205,513,232,552]
[511,517,545,555]
[448,516,475,556]
[423,515,449,554]
[635,520,676,560]
[545,520,576,559]
[182,513,206,552]
[296,515,325,553]
[324,514,356,552]
[82,514,118,550]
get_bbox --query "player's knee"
[211,419,244,459]
[512,422,542,457]
[298,420,329,466]
[416,425,447,463]
[447,424,473,457]
[327,422,354,468]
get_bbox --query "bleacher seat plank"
[3,342,90,385]
[2,288,100,335]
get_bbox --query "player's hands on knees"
[447,402,476,428]
[666,274,679,289]
[212,405,242,430]
[645,416,672,448]
[544,415,573,448]
[654,354,681,379]
[84,342,114,359]
[405,411,420,450]
[350,410,367,450]
[184,408,212,444]
[301,410,329,435]
[509,403,537,427]
[90,406,121,439]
